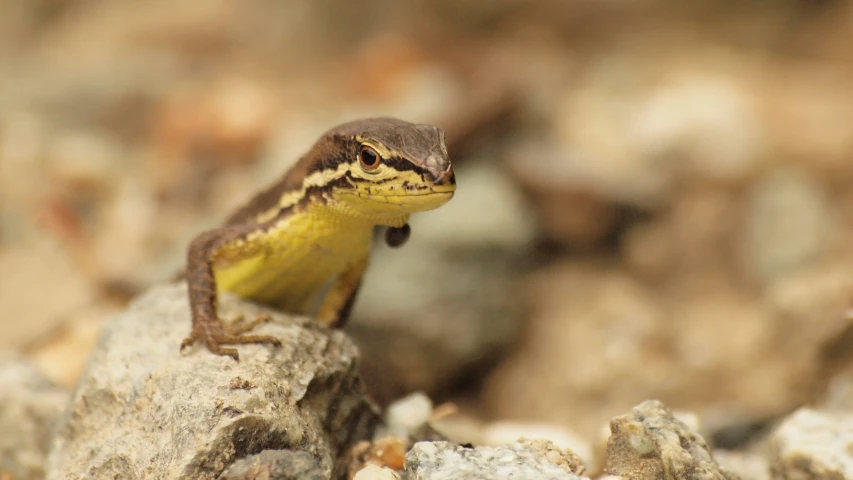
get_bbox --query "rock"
[482,262,668,437]
[45,284,379,480]
[604,400,737,480]
[348,393,447,477]
[622,220,674,281]
[551,64,673,207]
[765,264,853,407]
[28,303,115,389]
[151,78,278,173]
[0,353,69,480]
[218,450,326,480]
[507,142,630,250]
[46,131,124,195]
[552,53,765,206]
[479,421,593,469]
[405,439,586,480]
[350,273,517,401]
[769,408,853,480]
[408,161,536,251]
[712,450,770,480]
[521,438,587,478]
[428,411,484,447]
[0,236,97,349]
[739,167,834,285]
[766,69,853,178]
[625,187,739,282]
[353,464,401,480]
[482,258,819,441]
[347,437,408,478]
[348,161,527,404]
[382,392,434,440]
[816,332,853,410]
[631,71,765,184]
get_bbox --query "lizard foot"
[229,313,273,335]
[181,314,281,361]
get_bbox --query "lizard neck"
[304,195,411,229]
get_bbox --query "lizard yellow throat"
[181,117,456,360]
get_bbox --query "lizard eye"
[358,145,381,170]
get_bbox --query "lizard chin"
[333,187,455,216]
[397,190,455,212]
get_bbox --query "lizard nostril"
[424,154,451,182]
[433,166,455,186]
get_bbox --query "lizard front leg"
[316,256,369,328]
[181,226,281,360]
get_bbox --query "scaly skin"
[181,118,456,360]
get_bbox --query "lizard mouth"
[390,190,455,211]
[374,189,454,203]
[398,186,456,196]
[336,188,454,214]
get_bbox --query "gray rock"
[405,439,586,480]
[605,400,737,480]
[0,352,69,480]
[713,450,770,480]
[218,450,326,480]
[739,167,833,285]
[769,408,853,479]
[347,248,521,404]
[348,162,526,404]
[45,284,379,480]
[352,464,401,480]
[383,392,433,437]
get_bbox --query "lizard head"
[316,117,457,225]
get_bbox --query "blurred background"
[2,0,853,453]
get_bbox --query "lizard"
[180,117,456,360]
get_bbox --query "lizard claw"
[180,315,281,361]
[180,336,195,351]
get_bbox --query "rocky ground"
[2,0,853,479]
